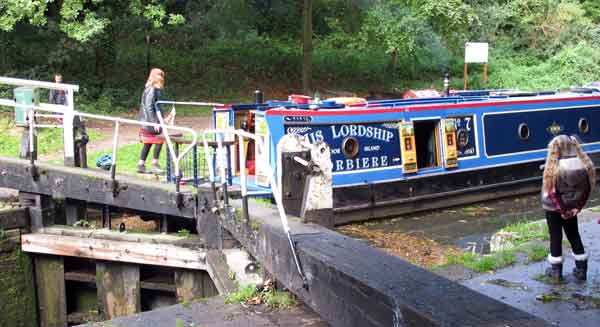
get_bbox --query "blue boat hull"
[214,92,600,223]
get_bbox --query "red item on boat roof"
[289,94,311,104]
[403,89,441,99]
[328,97,367,107]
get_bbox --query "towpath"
[460,210,600,327]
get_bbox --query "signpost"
[464,42,489,90]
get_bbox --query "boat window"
[518,123,530,140]
[413,120,440,169]
[579,118,589,134]
[342,137,359,158]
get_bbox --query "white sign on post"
[465,42,489,63]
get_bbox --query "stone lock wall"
[0,228,38,327]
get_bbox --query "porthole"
[518,123,530,140]
[457,129,469,147]
[579,118,589,134]
[342,137,359,159]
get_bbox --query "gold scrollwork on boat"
[546,121,563,136]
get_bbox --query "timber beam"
[0,156,197,218]
[21,232,207,270]
[211,194,551,327]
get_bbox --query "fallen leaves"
[337,225,461,269]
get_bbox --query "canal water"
[337,189,600,258]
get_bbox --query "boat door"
[254,111,270,187]
[412,120,442,170]
[400,122,417,173]
[442,119,458,168]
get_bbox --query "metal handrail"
[1,102,198,184]
[201,128,307,286]
[0,76,79,91]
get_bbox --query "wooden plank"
[141,275,176,293]
[65,270,96,283]
[40,225,205,248]
[21,233,207,270]
[0,207,29,229]
[0,156,196,218]
[97,262,140,320]
[34,255,67,327]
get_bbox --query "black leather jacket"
[139,86,161,133]
[49,89,67,105]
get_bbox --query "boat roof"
[216,88,600,115]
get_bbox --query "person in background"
[48,73,67,105]
[541,135,595,282]
[137,68,174,174]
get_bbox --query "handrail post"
[28,109,38,180]
[63,89,75,166]
[217,135,229,206]
[239,134,249,222]
[110,121,120,182]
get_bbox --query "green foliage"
[0,0,184,43]
[59,0,110,42]
[417,0,479,50]
[522,244,549,263]
[489,42,600,90]
[73,219,91,228]
[263,289,296,309]
[508,0,593,56]
[0,117,71,158]
[2,0,600,105]
[582,0,600,23]
[499,220,549,246]
[177,229,191,238]
[0,0,51,32]
[447,251,517,272]
[225,284,257,304]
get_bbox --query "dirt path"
[39,115,211,160]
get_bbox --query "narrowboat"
[212,85,600,224]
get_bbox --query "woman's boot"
[573,252,588,282]
[545,255,563,281]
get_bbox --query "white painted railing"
[0,76,78,159]
[0,77,198,183]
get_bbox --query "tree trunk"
[145,33,151,73]
[302,0,313,94]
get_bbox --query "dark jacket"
[49,89,67,105]
[541,156,591,218]
[139,86,161,133]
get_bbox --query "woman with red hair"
[137,68,167,174]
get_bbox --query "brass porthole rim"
[342,136,360,159]
[518,123,530,140]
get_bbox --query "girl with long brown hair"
[138,68,167,173]
[541,134,595,281]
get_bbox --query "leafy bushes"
[489,42,600,90]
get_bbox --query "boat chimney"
[254,89,263,104]
[443,73,450,96]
